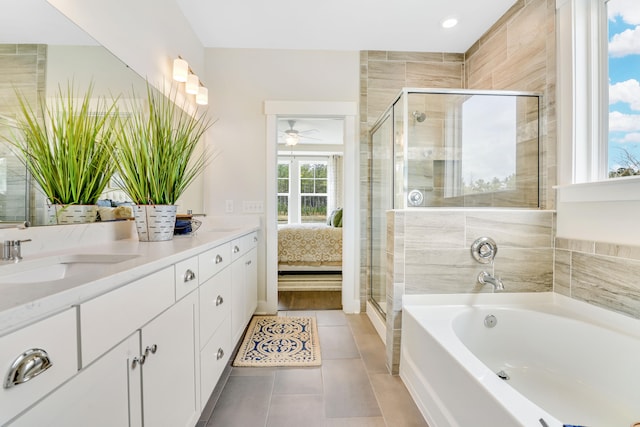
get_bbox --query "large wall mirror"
[0,0,148,226]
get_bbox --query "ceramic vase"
[133,204,177,242]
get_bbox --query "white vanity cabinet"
[231,232,258,343]
[1,228,259,427]
[0,308,78,425]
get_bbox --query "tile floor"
[198,310,428,427]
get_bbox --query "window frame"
[277,156,329,224]
[556,0,640,202]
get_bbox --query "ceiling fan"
[280,120,320,146]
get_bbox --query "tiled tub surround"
[555,237,640,320]
[385,208,555,373]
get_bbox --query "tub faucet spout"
[478,271,504,291]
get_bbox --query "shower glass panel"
[401,89,540,208]
[368,88,541,318]
[369,111,393,316]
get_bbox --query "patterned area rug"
[233,316,321,367]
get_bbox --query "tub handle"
[471,237,497,264]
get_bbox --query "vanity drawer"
[200,316,231,408]
[0,308,77,426]
[199,267,231,347]
[198,243,231,283]
[79,267,174,367]
[230,232,258,261]
[175,256,199,300]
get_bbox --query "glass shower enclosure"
[369,88,541,317]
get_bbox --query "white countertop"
[0,226,258,336]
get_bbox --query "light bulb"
[196,86,208,105]
[173,58,188,82]
[186,74,199,95]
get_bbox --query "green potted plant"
[9,83,119,224]
[115,83,212,241]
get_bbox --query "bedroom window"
[277,158,329,224]
[300,161,328,223]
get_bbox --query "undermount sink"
[0,253,140,285]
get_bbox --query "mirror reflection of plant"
[9,83,119,205]
[115,83,213,205]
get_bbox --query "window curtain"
[327,155,343,214]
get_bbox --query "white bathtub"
[400,292,640,427]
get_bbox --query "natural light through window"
[608,0,640,177]
[277,158,328,224]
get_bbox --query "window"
[300,161,328,223]
[277,158,328,224]
[607,0,640,178]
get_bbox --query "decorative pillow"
[331,208,343,228]
[327,209,337,225]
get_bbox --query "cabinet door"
[245,248,258,320]
[141,291,198,427]
[231,248,258,343]
[231,258,246,344]
[10,333,141,427]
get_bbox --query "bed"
[277,223,342,272]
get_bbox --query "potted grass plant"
[9,83,119,224]
[115,83,212,241]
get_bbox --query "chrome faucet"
[2,239,32,263]
[478,270,504,291]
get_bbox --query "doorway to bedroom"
[276,117,344,310]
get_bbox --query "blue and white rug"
[233,316,321,367]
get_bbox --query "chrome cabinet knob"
[216,348,224,360]
[233,245,240,254]
[215,254,223,264]
[4,348,52,389]
[215,295,224,306]
[145,344,158,356]
[131,354,145,369]
[183,269,196,283]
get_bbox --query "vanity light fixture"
[173,58,189,82]
[441,17,458,29]
[196,86,209,106]
[186,74,199,95]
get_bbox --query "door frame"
[263,101,359,313]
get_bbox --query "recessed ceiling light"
[441,17,458,29]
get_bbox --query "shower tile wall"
[0,44,46,222]
[359,0,557,314]
[555,238,640,320]
[465,0,557,211]
[360,51,465,311]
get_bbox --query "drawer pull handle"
[183,269,196,283]
[216,348,224,360]
[145,344,158,356]
[233,245,240,254]
[215,295,224,306]
[215,254,223,264]
[4,348,52,389]
[131,355,146,369]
